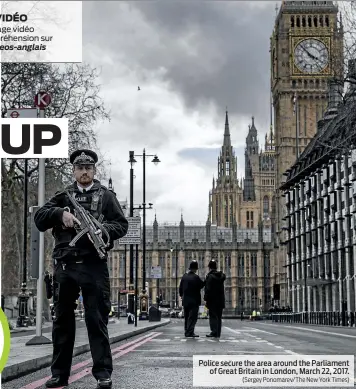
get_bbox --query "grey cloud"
[98,105,179,150]
[83,1,276,126]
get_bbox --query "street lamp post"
[175,248,178,309]
[134,149,160,291]
[170,245,179,309]
[17,159,30,327]
[123,202,153,321]
[131,149,160,320]
[128,151,136,323]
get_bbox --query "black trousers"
[183,305,199,336]
[52,257,112,380]
[208,306,223,337]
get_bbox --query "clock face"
[294,38,329,73]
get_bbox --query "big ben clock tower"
[271,0,343,306]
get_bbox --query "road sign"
[34,91,52,109]
[7,108,38,118]
[119,216,141,244]
[150,266,162,279]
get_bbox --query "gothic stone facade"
[209,112,276,231]
[109,217,273,312]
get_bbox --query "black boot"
[45,376,69,388]
[97,378,112,388]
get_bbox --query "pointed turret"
[243,117,257,201]
[153,213,158,242]
[246,116,259,155]
[179,212,184,243]
[210,110,239,227]
[216,110,237,182]
[223,110,231,147]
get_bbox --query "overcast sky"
[82,1,278,225]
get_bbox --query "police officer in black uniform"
[34,149,128,389]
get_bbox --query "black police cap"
[189,260,198,270]
[208,260,217,270]
[69,149,98,165]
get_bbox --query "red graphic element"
[34,91,52,108]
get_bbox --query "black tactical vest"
[51,185,107,260]
[66,186,106,219]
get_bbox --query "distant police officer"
[179,260,205,338]
[204,260,226,338]
[34,149,128,389]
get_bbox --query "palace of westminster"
[109,1,356,314]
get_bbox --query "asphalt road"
[4,319,356,389]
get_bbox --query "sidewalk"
[3,318,170,382]
[9,320,52,334]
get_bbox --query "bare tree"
[1,62,110,298]
[331,3,356,93]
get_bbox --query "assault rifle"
[44,271,53,299]
[64,190,111,260]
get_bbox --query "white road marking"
[284,349,299,355]
[146,356,192,361]
[224,326,299,355]
[247,328,278,336]
[151,339,171,342]
[263,323,356,339]
[227,351,287,354]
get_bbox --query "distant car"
[170,309,181,318]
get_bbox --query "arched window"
[263,196,269,216]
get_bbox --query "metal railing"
[271,311,356,327]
